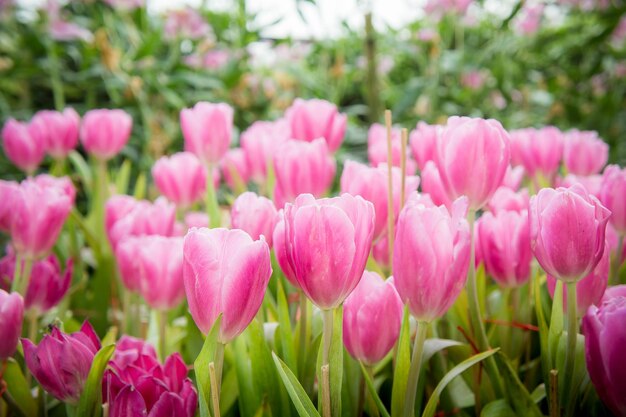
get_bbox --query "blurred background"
[1,0,625,178]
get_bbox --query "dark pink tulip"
[436,116,511,210]
[281,193,375,309]
[547,245,609,316]
[272,212,299,288]
[241,119,290,183]
[529,184,611,282]
[476,210,531,288]
[1,118,45,174]
[10,179,72,259]
[23,322,101,403]
[30,108,80,159]
[509,127,563,180]
[183,228,272,342]
[563,130,608,176]
[220,148,250,191]
[409,122,439,171]
[367,123,417,173]
[33,174,76,204]
[487,187,529,215]
[285,98,346,152]
[393,197,470,322]
[583,285,626,416]
[600,165,626,235]
[420,161,452,209]
[231,192,278,247]
[340,161,419,240]
[0,290,23,359]
[0,180,18,232]
[152,152,207,208]
[80,109,132,160]
[181,102,233,165]
[558,173,603,197]
[273,138,336,208]
[343,272,403,365]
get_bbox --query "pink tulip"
[420,161,453,209]
[343,272,403,365]
[105,195,140,244]
[372,232,390,268]
[0,290,23,359]
[409,122,440,171]
[272,212,299,288]
[529,184,611,282]
[231,192,278,247]
[220,148,250,191]
[183,228,272,342]
[0,180,18,232]
[273,138,336,208]
[30,108,80,159]
[152,152,207,207]
[487,187,529,215]
[23,322,100,403]
[1,118,45,174]
[600,165,626,235]
[285,98,346,152]
[340,161,419,240]
[607,224,626,266]
[563,130,608,176]
[393,197,470,322]
[9,179,72,259]
[558,173,603,197]
[280,193,375,309]
[547,245,609,315]
[367,123,417,173]
[164,7,211,40]
[181,102,233,165]
[476,210,531,287]
[509,127,563,180]
[241,119,290,182]
[185,212,209,229]
[502,165,525,190]
[33,174,76,204]
[583,285,626,416]
[80,109,132,160]
[115,236,142,293]
[514,3,544,35]
[436,116,511,210]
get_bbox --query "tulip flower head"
[80,109,132,160]
[409,121,440,171]
[152,152,207,208]
[0,290,24,360]
[600,165,626,235]
[231,192,278,247]
[285,98,347,152]
[181,101,233,165]
[241,119,290,183]
[563,130,608,176]
[30,108,80,159]
[1,118,45,174]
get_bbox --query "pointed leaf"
[77,344,116,417]
[4,358,38,417]
[329,306,344,417]
[422,339,464,365]
[494,352,544,417]
[273,351,321,417]
[391,305,411,417]
[359,362,391,417]
[194,315,222,417]
[277,278,298,373]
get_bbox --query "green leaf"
[329,306,344,417]
[101,326,118,347]
[480,400,516,417]
[77,344,116,417]
[114,159,132,194]
[273,351,321,417]
[548,280,564,364]
[234,333,260,416]
[194,315,222,417]
[422,339,464,365]
[391,305,411,417]
[68,150,92,194]
[3,358,37,417]
[359,362,391,417]
[133,172,147,199]
[277,278,298,374]
[220,367,239,415]
[422,349,500,417]
[494,352,544,417]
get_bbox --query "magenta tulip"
[420,161,453,209]
[529,184,611,282]
[183,228,272,342]
[30,108,80,159]
[509,127,563,181]
[273,138,336,208]
[583,285,626,416]
[241,119,290,183]
[409,121,440,171]
[181,102,233,164]
[23,322,101,403]
[0,290,23,359]
[280,193,375,309]
[393,197,470,322]
[487,187,529,215]
[563,130,608,176]
[1,118,45,174]
[367,123,417,173]
[600,165,626,235]
[272,212,299,288]
[231,192,278,247]
[285,98,346,152]
[220,148,250,191]
[0,180,18,232]
[152,152,207,207]
[80,109,132,160]
[343,272,403,365]
[436,116,511,210]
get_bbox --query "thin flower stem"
[205,165,221,228]
[17,258,33,298]
[209,362,221,417]
[384,110,394,271]
[298,292,308,375]
[158,309,167,362]
[562,282,578,417]
[403,321,429,417]
[10,253,22,294]
[322,309,334,417]
[214,342,225,392]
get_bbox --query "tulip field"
[1,1,626,417]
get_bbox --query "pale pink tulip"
[80,109,132,160]
[285,98,346,152]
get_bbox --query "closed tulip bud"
[184,211,209,229]
[343,272,403,365]
[115,236,142,292]
[33,174,76,204]
[367,123,417,173]
[583,285,626,416]
[558,173,603,197]
[476,211,531,288]
[80,109,132,160]
[409,121,440,171]
[21,255,71,313]
[0,180,18,232]
[280,193,375,309]
[436,116,511,210]
[420,161,452,209]
[547,245,609,316]
[529,184,611,282]
[273,138,336,208]
[231,192,278,247]
[152,152,207,208]
[105,195,140,246]
[220,148,250,191]
[181,102,233,164]
[241,119,290,183]
[1,118,45,174]
[502,165,525,191]
[600,165,626,235]
[0,290,24,359]
[509,127,563,180]
[393,197,470,322]
[30,108,80,159]
[285,98,346,152]
[23,322,101,403]
[372,232,390,268]
[183,228,272,342]
[563,130,608,176]
[272,213,299,288]
[487,187,529,215]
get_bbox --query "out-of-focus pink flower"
[241,119,290,183]
[231,192,278,247]
[115,236,142,293]
[600,165,626,235]
[181,102,233,165]
[409,122,440,171]
[611,16,626,45]
[0,290,23,360]
[502,165,525,190]
[563,130,608,176]
[368,123,417,174]
[460,70,486,90]
[285,98,347,152]
[220,148,250,191]
[424,0,473,18]
[420,161,453,209]
[152,152,207,208]
[0,180,17,232]
[33,174,76,204]
[557,174,603,197]
[509,127,564,182]
[80,109,132,160]
[164,7,212,40]
[49,20,93,42]
[184,212,209,229]
[184,50,231,70]
[30,108,80,159]
[514,3,544,35]
[2,118,45,174]
[103,0,144,11]
[417,28,438,42]
[272,212,298,287]
[487,187,529,215]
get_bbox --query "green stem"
[562,282,578,417]
[47,40,65,111]
[610,237,624,285]
[95,159,110,246]
[205,165,221,228]
[365,365,379,417]
[404,321,428,417]
[16,258,33,297]
[10,253,22,294]
[65,403,77,417]
[298,292,309,375]
[322,309,334,417]
[158,309,167,362]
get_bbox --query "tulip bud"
[115,236,142,293]
[1,118,45,174]
[502,165,525,191]
[0,290,24,359]
[152,152,207,208]
[367,123,417,173]
[23,322,101,403]
[486,187,529,215]
[529,184,611,282]
[231,192,278,247]
[558,174,603,197]
[80,109,132,160]
[220,148,250,191]
[420,161,452,209]
[343,272,403,365]
[181,102,233,164]
[272,212,299,288]
[0,180,18,232]
[563,130,608,176]
[509,127,563,181]
[241,119,290,183]
[600,165,626,235]
[30,108,80,159]
[285,98,346,152]
[409,121,440,171]
[183,228,272,342]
